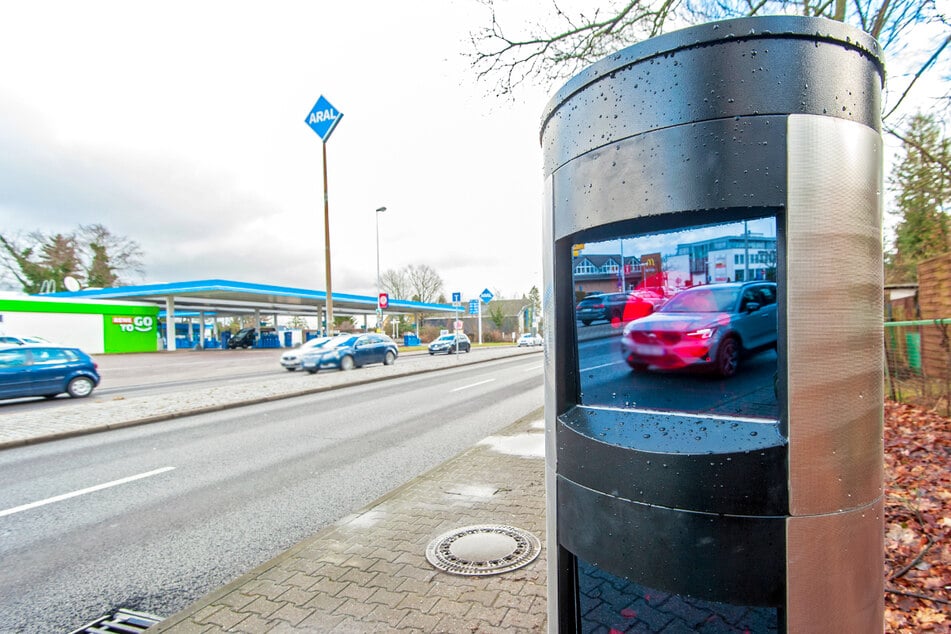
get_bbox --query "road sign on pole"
[468,299,479,315]
[480,288,494,303]
[304,94,344,334]
[378,293,389,309]
[305,95,343,142]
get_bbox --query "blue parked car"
[0,344,101,400]
[301,334,398,373]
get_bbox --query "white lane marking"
[0,467,176,518]
[451,379,496,392]
[580,361,624,372]
[523,364,543,372]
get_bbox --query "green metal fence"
[884,318,951,416]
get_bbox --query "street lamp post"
[376,206,386,329]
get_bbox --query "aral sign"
[304,95,343,142]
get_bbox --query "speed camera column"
[540,16,885,633]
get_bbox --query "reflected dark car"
[428,333,471,354]
[0,344,100,400]
[576,292,657,326]
[301,333,398,373]
[621,282,777,377]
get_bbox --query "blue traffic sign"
[480,288,494,303]
[451,292,461,303]
[468,299,479,315]
[305,95,343,142]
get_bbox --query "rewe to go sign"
[305,95,343,142]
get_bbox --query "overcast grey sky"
[1,2,947,302]
[0,1,549,302]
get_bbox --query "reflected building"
[573,231,777,296]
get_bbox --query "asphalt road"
[576,324,779,419]
[0,353,544,633]
[0,346,479,413]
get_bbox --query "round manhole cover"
[425,524,541,576]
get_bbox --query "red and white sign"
[378,293,389,309]
[454,320,464,331]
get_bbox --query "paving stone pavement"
[152,412,548,633]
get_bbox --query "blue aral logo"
[480,288,494,303]
[305,95,343,142]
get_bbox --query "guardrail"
[884,318,951,415]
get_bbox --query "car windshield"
[660,286,740,313]
[437,335,454,342]
[327,336,358,348]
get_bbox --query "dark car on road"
[576,292,658,326]
[301,333,398,373]
[227,327,256,349]
[0,344,100,400]
[621,282,778,377]
[428,333,471,354]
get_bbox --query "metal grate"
[68,608,163,634]
[426,524,541,576]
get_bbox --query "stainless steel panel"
[787,499,884,632]
[786,115,884,516]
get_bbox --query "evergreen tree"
[887,113,951,282]
[0,225,142,292]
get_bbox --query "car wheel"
[67,376,95,398]
[628,362,649,372]
[384,351,396,366]
[715,337,740,378]
[286,367,297,372]
[339,355,355,371]
[307,368,318,374]
[465,344,471,353]
[429,351,434,355]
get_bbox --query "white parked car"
[280,336,332,371]
[0,335,55,346]
[517,333,544,347]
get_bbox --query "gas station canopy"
[43,278,455,318]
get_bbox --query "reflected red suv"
[621,282,777,377]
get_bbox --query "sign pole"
[322,141,334,335]
[305,94,343,337]
[477,298,482,345]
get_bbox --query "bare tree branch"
[470,0,945,109]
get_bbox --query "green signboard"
[103,313,158,353]
[0,298,159,353]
